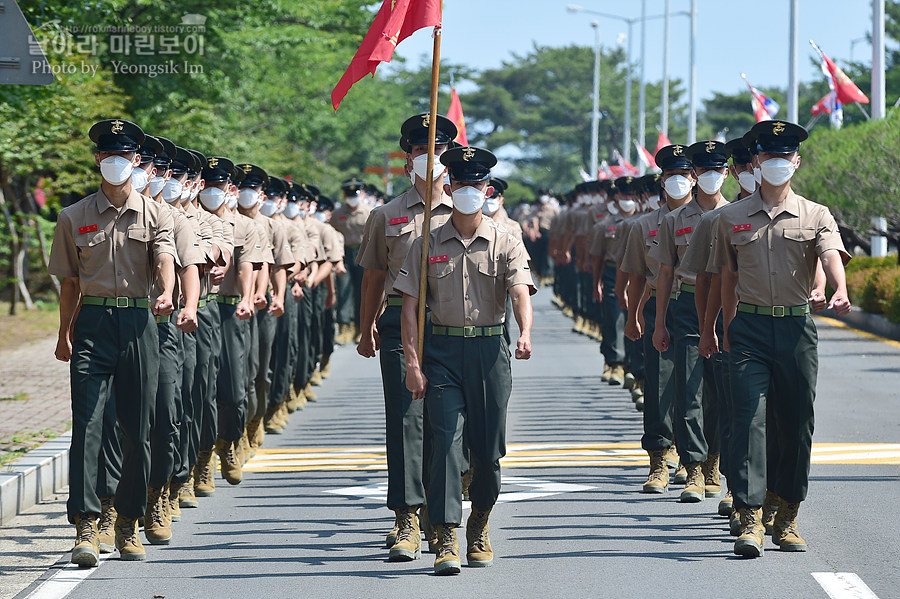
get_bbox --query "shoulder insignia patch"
[78,224,99,234]
[733,224,752,232]
[429,255,449,264]
[390,216,409,225]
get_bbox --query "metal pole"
[788,0,799,122]
[637,0,646,174]
[623,20,633,164]
[661,0,670,137]
[873,0,886,119]
[688,0,697,144]
[591,22,601,179]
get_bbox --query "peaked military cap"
[341,177,365,195]
[400,113,458,148]
[725,138,754,164]
[489,177,508,198]
[188,150,207,176]
[201,156,235,183]
[237,164,269,189]
[635,173,661,195]
[265,176,288,197]
[614,176,637,194]
[317,194,334,211]
[136,135,164,165]
[89,119,144,152]
[151,136,176,168]
[304,183,321,200]
[170,146,195,176]
[748,120,808,154]
[686,140,728,169]
[655,144,692,171]
[286,181,304,202]
[440,146,497,182]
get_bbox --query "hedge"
[840,255,900,323]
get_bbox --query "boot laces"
[470,512,489,549]
[149,491,166,526]
[77,518,96,542]
[396,511,416,542]
[199,452,214,482]
[117,518,138,542]
[437,527,456,558]
[99,500,115,531]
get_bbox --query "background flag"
[634,141,659,172]
[811,40,869,105]
[446,87,468,145]
[741,73,779,122]
[612,149,638,176]
[655,131,672,154]
[578,167,593,182]
[331,0,441,110]
[598,160,613,180]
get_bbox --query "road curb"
[0,431,70,526]
[817,307,900,342]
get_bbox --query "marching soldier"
[356,113,457,559]
[331,177,372,344]
[396,146,535,575]
[709,120,851,557]
[50,119,177,565]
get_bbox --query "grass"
[0,393,29,401]
[0,300,60,353]
[0,429,62,468]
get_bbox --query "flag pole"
[417,24,442,363]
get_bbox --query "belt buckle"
[463,326,476,338]
[772,305,785,318]
[115,296,129,308]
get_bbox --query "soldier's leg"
[97,395,123,499]
[269,291,298,405]
[641,296,675,452]
[671,291,707,466]
[216,303,248,443]
[463,336,512,513]
[378,305,426,510]
[600,265,625,367]
[173,326,197,486]
[68,306,119,522]
[321,300,336,368]
[335,255,353,327]
[255,305,277,421]
[112,308,159,520]
[198,302,219,452]
[349,248,364,329]
[149,318,182,489]
[293,290,313,392]
[246,309,260,424]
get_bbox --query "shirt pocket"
[782,226,816,264]
[427,259,455,302]
[731,228,765,268]
[477,258,508,310]
[126,227,151,244]
[75,230,107,248]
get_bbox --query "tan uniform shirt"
[253,213,294,268]
[330,203,372,246]
[49,188,176,298]
[303,216,325,262]
[609,215,640,264]
[680,204,730,278]
[710,190,849,306]
[282,216,312,267]
[495,208,524,243]
[357,186,453,296]
[620,204,674,290]
[537,202,559,230]
[219,211,265,298]
[589,214,624,261]
[393,217,536,327]
[151,203,206,303]
[650,197,728,287]
[184,202,215,265]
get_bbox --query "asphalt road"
[4,290,900,599]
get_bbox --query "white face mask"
[663,174,693,200]
[737,171,757,193]
[647,195,661,210]
[162,178,183,203]
[760,157,797,186]
[226,193,238,210]
[752,166,762,185]
[148,175,167,197]
[697,171,726,195]
[100,155,135,186]
[180,185,191,202]
[238,188,262,208]
[284,202,300,219]
[451,185,486,215]
[276,202,286,215]
[607,203,619,215]
[618,199,636,213]
[131,165,150,192]
[190,180,201,201]
[482,196,502,216]
[412,153,446,183]
[346,194,360,208]
[259,199,278,217]
[409,170,416,186]
[539,195,550,204]
[315,212,327,222]
[199,187,227,211]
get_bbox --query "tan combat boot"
[304,382,317,401]
[385,510,401,549]
[215,437,243,485]
[97,497,116,554]
[178,476,199,509]
[673,462,688,485]
[608,364,625,386]
[631,381,644,411]
[729,507,741,536]
[461,466,474,501]
[734,506,765,558]
[286,387,305,413]
[600,363,612,382]
[320,361,331,378]
[115,514,146,561]
[433,524,461,576]
[194,450,216,497]
[623,371,636,391]
[466,507,494,567]
[388,508,422,562]
[264,403,285,434]
[275,401,290,426]
[772,501,807,552]
[680,462,705,503]
[703,453,722,497]
[419,506,439,554]
[167,481,181,522]
[642,450,669,493]
[309,368,323,386]
[144,486,172,545]
[72,514,100,567]
[247,418,262,458]
[239,430,251,465]
[762,490,783,535]
[665,445,679,469]
[718,489,734,517]
[572,315,584,334]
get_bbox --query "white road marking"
[24,554,111,599]
[812,573,880,599]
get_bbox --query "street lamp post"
[590,22,601,178]
[638,0,647,173]
[788,0,799,123]
[661,0,670,138]
[688,0,697,143]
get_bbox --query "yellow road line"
[814,314,900,350]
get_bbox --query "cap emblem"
[111,120,124,134]
[462,147,476,161]
[772,122,785,136]
[705,141,716,153]
[243,164,252,173]
[208,157,219,167]
[673,145,684,156]
[422,114,430,128]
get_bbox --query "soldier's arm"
[55,277,81,362]
[358,268,387,358]
[653,263,675,352]
[821,249,851,315]
[510,284,533,360]
[810,258,827,312]
[177,265,201,333]
[153,253,176,317]
[236,262,255,320]
[625,272,647,341]
[400,293,426,399]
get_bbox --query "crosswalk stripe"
[243,442,900,472]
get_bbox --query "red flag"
[331,0,441,110]
[446,87,468,146]
[634,142,658,171]
[655,132,671,154]
[820,51,869,105]
[811,91,835,116]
